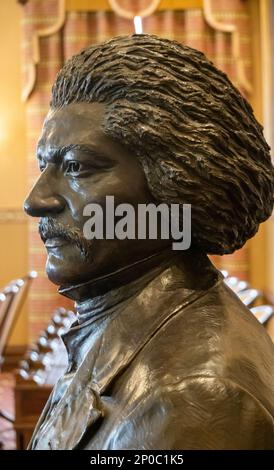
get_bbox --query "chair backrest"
[16,306,75,385]
[236,288,261,308]
[0,289,15,332]
[251,305,273,325]
[224,276,249,294]
[0,271,37,367]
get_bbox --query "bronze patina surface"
[24,35,274,449]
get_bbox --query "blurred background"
[0,0,273,449]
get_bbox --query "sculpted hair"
[51,34,274,254]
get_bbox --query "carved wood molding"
[65,0,203,12]
[203,0,252,95]
[18,0,203,5]
[21,0,66,102]
[18,1,204,13]
[21,0,252,100]
[108,0,161,19]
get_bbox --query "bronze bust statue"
[24,34,274,450]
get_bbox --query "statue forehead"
[38,102,107,151]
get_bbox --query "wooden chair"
[224,273,274,342]
[0,272,37,368]
[0,272,37,426]
[15,307,75,449]
[224,275,249,294]
[237,288,262,308]
[251,305,273,325]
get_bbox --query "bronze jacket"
[29,252,274,450]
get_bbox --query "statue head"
[24,34,274,288]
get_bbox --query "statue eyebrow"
[38,144,112,163]
[54,144,106,159]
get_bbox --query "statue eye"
[66,161,81,174]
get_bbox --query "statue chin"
[45,251,100,289]
[46,263,84,288]
[45,253,80,287]
[46,261,65,287]
[44,243,95,287]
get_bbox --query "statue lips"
[45,237,69,249]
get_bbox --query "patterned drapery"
[20,0,252,341]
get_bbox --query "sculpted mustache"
[38,217,91,259]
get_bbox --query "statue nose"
[24,194,65,217]
[24,162,67,217]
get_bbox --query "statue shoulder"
[109,375,274,450]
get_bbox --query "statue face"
[24,102,168,287]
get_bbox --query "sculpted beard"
[38,217,92,260]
